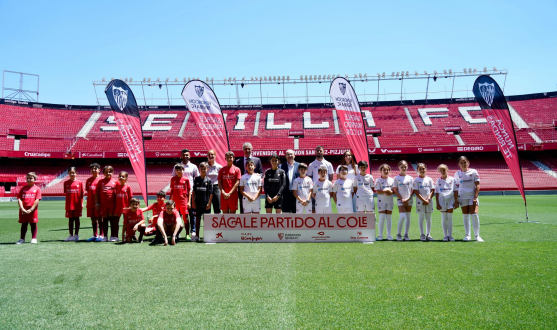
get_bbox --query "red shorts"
[220,193,238,211]
[87,207,101,218]
[66,209,83,218]
[19,209,39,223]
[114,208,124,217]
[100,205,116,217]
[176,205,189,216]
[125,223,139,238]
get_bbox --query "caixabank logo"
[210,232,228,242]
[350,231,370,240]
[311,231,331,241]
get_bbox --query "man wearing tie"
[279,149,299,213]
[234,142,263,213]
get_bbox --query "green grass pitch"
[0,195,556,329]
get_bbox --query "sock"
[138,226,145,241]
[75,218,80,235]
[397,213,406,236]
[386,214,392,237]
[92,220,98,237]
[20,223,28,240]
[463,214,471,237]
[101,218,108,237]
[184,221,190,235]
[111,216,120,238]
[30,223,38,239]
[425,213,432,236]
[418,213,425,236]
[471,214,480,237]
[69,218,74,236]
[177,226,183,237]
[441,212,448,237]
[405,212,411,236]
[378,213,386,237]
[447,213,453,237]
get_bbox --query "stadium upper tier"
[1,91,556,155]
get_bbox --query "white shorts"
[243,197,261,213]
[356,196,374,212]
[296,201,312,213]
[314,205,332,214]
[438,195,455,212]
[397,198,414,207]
[458,197,479,207]
[336,206,353,214]
[377,202,394,212]
[415,199,433,213]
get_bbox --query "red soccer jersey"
[170,176,190,211]
[159,209,181,225]
[85,176,101,209]
[115,183,133,213]
[18,185,42,209]
[64,179,84,211]
[219,165,241,195]
[97,177,118,207]
[124,208,144,227]
[146,201,165,224]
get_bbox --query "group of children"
[15,153,482,244]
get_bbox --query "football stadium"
[1,1,556,328]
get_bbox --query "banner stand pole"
[517,203,537,223]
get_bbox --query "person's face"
[130,202,139,211]
[207,151,216,163]
[438,167,448,177]
[104,169,113,179]
[200,166,208,176]
[176,168,183,177]
[418,166,427,177]
[381,167,391,177]
[91,167,100,177]
[340,169,348,179]
[399,163,408,174]
[315,148,324,160]
[166,205,175,214]
[344,153,352,163]
[181,152,190,164]
[225,154,234,165]
[318,170,327,179]
[118,173,127,184]
[243,146,252,157]
[69,170,77,180]
[247,162,255,174]
[157,195,166,204]
[26,175,36,185]
[299,168,307,176]
[358,166,367,175]
[286,151,295,163]
[270,158,279,168]
[459,159,469,170]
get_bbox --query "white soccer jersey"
[292,176,313,201]
[394,174,414,201]
[313,179,333,208]
[332,179,353,207]
[336,164,357,181]
[413,176,434,199]
[308,159,334,183]
[354,174,374,197]
[240,173,262,198]
[454,169,480,199]
[375,177,394,204]
[435,176,455,198]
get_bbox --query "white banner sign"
[203,213,375,243]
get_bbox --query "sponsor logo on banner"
[241,233,263,242]
[118,152,128,158]
[478,82,495,106]
[339,83,347,95]
[112,86,128,111]
[380,149,402,153]
[457,146,484,152]
[81,152,104,158]
[284,233,301,240]
[311,231,331,241]
[211,232,228,242]
[195,85,204,98]
[194,152,202,156]
[24,152,51,158]
[278,233,284,240]
[350,231,370,240]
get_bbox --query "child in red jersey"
[16,172,42,244]
[114,171,133,242]
[155,200,184,246]
[218,151,241,214]
[170,163,191,240]
[95,165,118,242]
[140,190,166,236]
[64,167,84,242]
[85,163,101,242]
[123,198,145,243]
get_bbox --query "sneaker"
[95,236,103,242]
[386,235,393,241]
[397,234,403,241]
[191,232,196,238]
[193,236,199,242]
[404,234,410,241]
[426,235,434,241]
[31,239,38,244]
[101,237,108,242]
[73,235,79,241]
[186,235,191,242]
[376,236,383,241]
[463,235,471,242]
[420,234,426,241]
[108,236,116,242]
[112,237,119,243]
[449,236,455,242]
[86,236,97,242]
[65,235,74,242]
[149,239,159,246]
[476,236,484,242]
[443,236,449,242]
[16,239,25,244]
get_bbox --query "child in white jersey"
[413,163,435,241]
[332,165,354,214]
[393,160,414,241]
[312,165,333,213]
[240,160,262,214]
[375,164,394,240]
[454,156,483,242]
[293,163,313,213]
[353,161,374,213]
[435,164,456,241]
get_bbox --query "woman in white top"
[336,150,357,212]
[207,149,223,214]
[393,160,414,241]
[453,156,483,242]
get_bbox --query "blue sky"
[1,0,555,106]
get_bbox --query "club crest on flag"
[195,85,204,98]
[478,82,495,106]
[339,82,347,95]
[112,86,128,111]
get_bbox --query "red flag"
[105,79,148,205]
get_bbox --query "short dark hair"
[130,198,140,205]
[90,163,100,169]
[165,200,175,207]
[156,190,166,197]
[268,153,279,162]
[298,163,308,170]
[103,166,114,174]
[181,149,190,154]
[174,163,185,170]
[357,160,368,168]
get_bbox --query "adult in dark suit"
[234,142,263,213]
[280,149,300,213]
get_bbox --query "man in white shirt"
[279,149,299,213]
[171,149,200,236]
[308,146,334,213]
